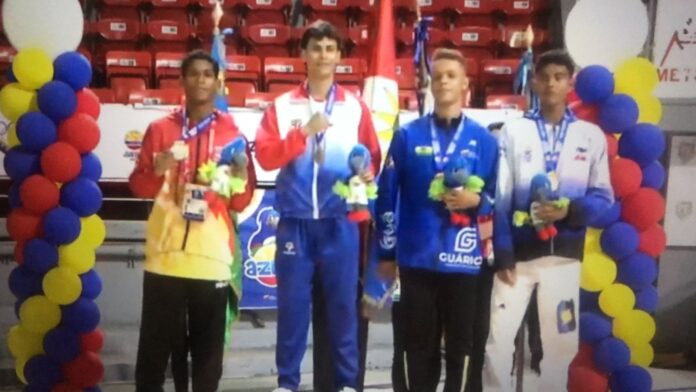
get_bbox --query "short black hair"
[181,50,220,77]
[535,49,575,76]
[300,20,343,51]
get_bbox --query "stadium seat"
[112,77,148,103]
[225,55,262,88]
[449,26,496,65]
[302,0,351,27]
[154,52,185,87]
[195,8,238,42]
[128,88,184,105]
[144,20,192,54]
[485,94,528,110]
[263,57,305,92]
[334,58,368,90]
[91,88,118,104]
[106,50,152,86]
[500,24,547,52]
[345,25,370,59]
[398,90,418,111]
[244,91,282,109]
[480,58,520,95]
[238,0,291,26]
[190,0,237,9]
[395,57,416,91]
[396,26,448,59]
[97,0,143,20]
[226,81,256,107]
[93,18,143,66]
[240,24,293,58]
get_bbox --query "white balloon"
[2,0,84,59]
[565,0,649,71]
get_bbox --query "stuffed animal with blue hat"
[333,144,377,222]
[513,173,570,241]
[197,136,248,198]
[428,155,485,226]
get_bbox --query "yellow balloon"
[630,342,654,367]
[598,283,635,318]
[7,325,44,359]
[584,228,603,255]
[635,94,663,125]
[78,214,107,248]
[614,57,659,97]
[15,356,29,385]
[43,266,82,305]
[581,252,617,292]
[58,239,96,274]
[13,48,54,90]
[613,309,656,346]
[0,83,37,122]
[7,123,20,148]
[19,295,61,334]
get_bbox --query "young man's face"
[533,64,573,108]
[302,37,341,80]
[181,59,220,105]
[430,58,469,107]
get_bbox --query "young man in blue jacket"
[377,48,498,392]
[485,50,614,391]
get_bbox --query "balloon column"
[2,0,105,389]
[567,58,665,392]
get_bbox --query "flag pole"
[414,0,430,117]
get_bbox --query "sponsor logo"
[557,299,577,334]
[282,241,296,256]
[243,207,279,288]
[379,212,397,250]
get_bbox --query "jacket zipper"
[181,136,202,251]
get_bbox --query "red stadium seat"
[480,58,520,95]
[154,52,185,87]
[449,26,496,65]
[302,0,351,27]
[111,77,148,103]
[106,50,152,85]
[190,0,237,9]
[195,9,238,42]
[128,88,184,105]
[244,91,282,109]
[226,81,256,107]
[225,55,262,88]
[144,20,192,54]
[93,18,143,66]
[263,57,305,91]
[485,94,528,110]
[396,26,448,59]
[91,88,118,104]
[395,57,416,91]
[237,0,291,26]
[241,24,293,58]
[97,0,143,20]
[345,25,370,59]
[334,58,367,89]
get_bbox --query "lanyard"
[179,108,217,183]
[430,116,465,172]
[306,83,337,147]
[532,116,569,174]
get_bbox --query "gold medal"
[314,143,325,165]
[548,171,560,191]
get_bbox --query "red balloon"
[63,351,104,388]
[605,133,618,159]
[75,89,101,120]
[14,240,25,264]
[52,382,82,392]
[41,142,81,183]
[570,101,600,124]
[6,208,42,241]
[610,158,642,199]
[568,343,609,392]
[639,224,667,258]
[622,188,666,231]
[19,175,60,214]
[58,113,100,154]
[81,329,104,353]
[568,89,580,104]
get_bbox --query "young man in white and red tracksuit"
[485,50,614,391]
[254,21,381,392]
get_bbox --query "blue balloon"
[60,178,103,217]
[6,67,17,83]
[601,222,639,260]
[23,385,51,392]
[599,94,639,133]
[81,270,103,300]
[43,207,81,245]
[3,146,40,181]
[635,286,659,313]
[43,326,81,363]
[23,238,59,274]
[63,298,100,333]
[80,153,103,181]
[619,123,666,167]
[579,312,612,344]
[618,252,658,290]
[37,81,77,123]
[16,112,57,153]
[580,289,601,313]
[609,365,652,392]
[8,182,22,209]
[589,202,621,229]
[575,65,614,104]
[8,266,43,299]
[593,337,631,374]
[53,52,93,91]
[642,161,666,190]
[24,355,62,387]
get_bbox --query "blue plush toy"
[428,155,485,226]
[333,144,377,222]
[197,136,248,198]
[513,173,570,241]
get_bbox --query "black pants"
[135,272,228,392]
[312,280,369,392]
[400,268,477,392]
[466,267,494,392]
[391,300,408,392]
[172,312,190,392]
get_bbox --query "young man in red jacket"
[129,50,256,392]
[255,21,380,392]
